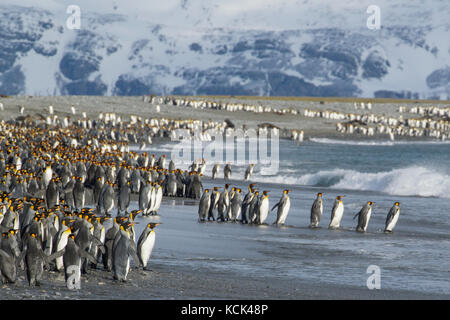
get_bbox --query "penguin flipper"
[128,246,142,268]
[80,249,98,265]
[271,202,280,211]
[46,249,65,263]
[0,248,13,261]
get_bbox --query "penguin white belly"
[141,231,156,267]
[148,189,156,211]
[259,199,269,224]
[235,207,241,220]
[329,203,344,228]
[125,257,130,279]
[100,227,105,243]
[363,208,372,231]
[106,198,114,212]
[154,189,163,211]
[278,199,291,224]
[386,210,400,231]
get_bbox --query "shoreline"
[2,261,448,300]
[0,95,448,142]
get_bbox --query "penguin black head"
[283,189,290,194]
[336,195,344,200]
[147,223,161,229]
[395,202,400,206]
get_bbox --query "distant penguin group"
[197,186,401,233]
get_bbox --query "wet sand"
[2,259,449,300]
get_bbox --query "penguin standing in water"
[329,196,345,229]
[190,173,203,200]
[224,163,232,180]
[241,184,256,224]
[217,184,230,222]
[309,193,323,228]
[73,176,85,211]
[137,223,160,270]
[384,202,400,233]
[198,189,211,222]
[207,187,220,221]
[354,201,375,233]
[247,191,260,224]
[272,189,291,226]
[230,188,242,222]
[150,183,163,215]
[257,191,270,224]
[244,164,255,181]
[112,224,141,282]
[212,163,220,179]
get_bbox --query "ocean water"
[130,138,450,296]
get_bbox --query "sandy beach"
[1,95,446,140]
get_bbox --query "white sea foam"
[309,138,450,146]
[252,166,450,198]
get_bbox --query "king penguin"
[309,193,323,228]
[224,163,232,180]
[329,196,345,229]
[198,189,211,222]
[137,223,160,270]
[244,164,255,181]
[207,187,220,221]
[230,188,242,222]
[23,233,64,286]
[63,233,97,289]
[102,182,115,216]
[384,202,400,233]
[73,176,85,211]
[112,224,141,282]
[272,189,291,226]
[212,163,220,179]
[118,181,131,215]
[217,184,230,222]
[257,191,270,224]
[354,201,375,233]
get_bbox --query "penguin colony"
[198,185,401,234]
[144,96,450,142]
[0,97,424,290]
[0,107,216,287]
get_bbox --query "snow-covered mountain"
[1,0,449,99]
